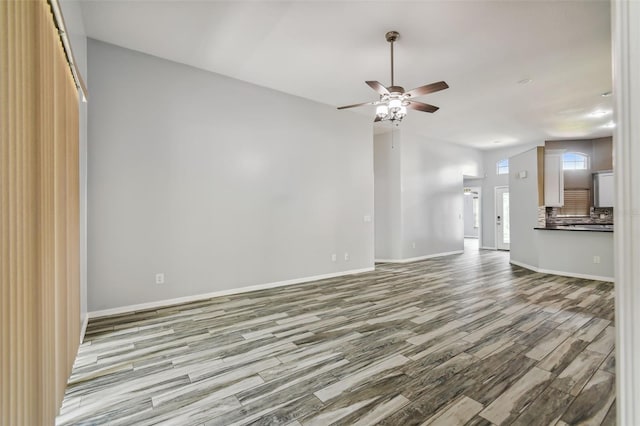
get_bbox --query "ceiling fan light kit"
[337,31,449,125]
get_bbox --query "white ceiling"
[79,0,613,150]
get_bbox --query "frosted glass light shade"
[389,99,402,111]
[376,105,389,117]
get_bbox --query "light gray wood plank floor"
[57,242,615,425]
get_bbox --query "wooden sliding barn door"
[1,0,81,424]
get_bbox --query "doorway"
[495,186,510,251]
[463,185,482,246]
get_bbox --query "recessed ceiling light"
[517,78,533,85]
[601,91,612,97]
[602,121,616,129]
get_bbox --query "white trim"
[49,0,88,102]
[464,235,479,239]
[509,260,614,282]
[79,314,89,343]
[509,259,535,271]
[463,184,482,247]
[613,0,640,423]
[477,187,483,248]
[480,246,497,250]
[375,250,463,264]
[88,267,374,319]
[536,268,613,283]
[495,186,510,251]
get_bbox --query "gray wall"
[591,137,613,171]
[400,132,483,258]
[537,231,613,279]
[374,130,483,260]
[475,143,540,248]
[87,40,374,311]
[509,147,542,267]
[374,131,402,260]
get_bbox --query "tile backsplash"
[545,207,614,225]
[537,206,546,227]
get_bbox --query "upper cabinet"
[537,147,545,206]
[594,171,614,207]
[544,149,565,207]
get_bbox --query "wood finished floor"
[57,242,616,426]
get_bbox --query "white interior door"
[495,186,510,251]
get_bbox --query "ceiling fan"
[337,31,449,124]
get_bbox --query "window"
[502,192,510,244]
[496,159,509,175]
[558,189,591,216]
[563,152,589,170]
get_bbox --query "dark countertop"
[534,224,614,232]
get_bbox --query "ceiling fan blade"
[374,115,382,122]
[407,101,439,113]
[405,81,449,98]
[365,81,390,95]
[337,101,375,110]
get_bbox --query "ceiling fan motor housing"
[387,86,405,94]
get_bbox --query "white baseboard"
[509,260,614,282]
[480,246,497,250]
[375,250,463,264]
[536,267,614,283]
[80,314,89,343]
[509,259,536,270]
[464,236,479,239]
[88,267,375,319]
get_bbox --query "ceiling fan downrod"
[386,31,399,87]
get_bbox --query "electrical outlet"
[593,256,601,264]
[363,215,372,223]
[331,254,337,262]
[155,273,165,284]
[344,252,350,261]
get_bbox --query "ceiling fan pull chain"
[391,124,395,149]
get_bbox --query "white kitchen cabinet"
[544,149,565,207]
[594,171,614,207]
